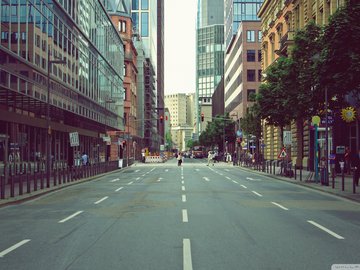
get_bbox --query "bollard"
[299,166,302,181]
[353,172,356,194]
[342,169,345,191]
[332,172,335,189]
[10,173,14,197]
[294,166,297,180]
[0,175,4,199]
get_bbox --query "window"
[118,20,126,32]
[258,70,262,81]
[258,50,262,62]
[141,12,149,37]
[258,30,262,42]
[246,30,255,42]
[247,89,256,101]
[247,50,256,62]
[141,0,149,10]
[132,0,139,10]
[247,69,255,81]
[132,12,139,31]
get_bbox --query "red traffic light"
[201,113,204,122]
[160,115,164,123]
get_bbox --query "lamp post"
[46,48,66,188]
[324,86,329,185]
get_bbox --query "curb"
[236,166,360,204]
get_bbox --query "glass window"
[141,12,149,37]
[132,12,139,31]
[246,30,255,42]
[132,0,139,10]
[258,50,262,62]
[247,50,256,62]
[258,70,262,81]
[258,31,262,42]
[247,70,255,81]
[141,0,149,10]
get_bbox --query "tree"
[320,0,360,105]
[241,102,261,139]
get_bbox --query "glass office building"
[225,0,263,50]
[0,0,125,167]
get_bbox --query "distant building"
[165,93,195,151]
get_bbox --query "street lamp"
[46,48,66,188]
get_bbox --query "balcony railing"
[277,31,295,55]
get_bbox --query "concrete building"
[224,21,262,120]
[0,0,125,181]
[258,0,346,166]
[195,0,224,135]
[131,0,160,151]
[106,0,141,162]
[165,93,195,151]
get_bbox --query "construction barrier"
[145,156,164,163]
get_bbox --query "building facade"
[165,93,195,151]
[195,0,224,135]
[258,0,347,166]
[0,0,124,172]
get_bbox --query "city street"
[0,158,359,270]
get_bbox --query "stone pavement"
[237,164,360,203]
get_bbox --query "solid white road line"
[115,187,124,192]
[94,196,109,205]
[203,177,210,181]
[59,211,84,223]
[182,209,189,222]
[241,185,247,189]
[307,220,345,239]
[110,178,120,182]
[0,239,31,258]
[183,239,193,270]
[232,180,238,184]
[271,202,289,210]
[127,181,133,185]
[252,191,263,197]
[182,194,187,202]
[226,176,231,180]
[182,186,186,191]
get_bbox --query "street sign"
[278,148,287,159]
[236,130,243,138]
[321,115,334,125]
[69,132,79,147]
[283,131,292,146]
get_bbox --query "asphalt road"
[0,158,359,270]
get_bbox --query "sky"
[164,1,197,95]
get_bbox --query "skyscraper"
[195,0,224,135]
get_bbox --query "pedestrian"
[344,147,351,174]
[207,151,214,166]
[232,151,237,166]
[177,153,183,166]
[81,152,88,166]
[226,152,232,163]
[351,149,360,186]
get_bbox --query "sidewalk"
[237,164,360,203]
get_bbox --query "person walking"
[177,153,183,166]
[207,151,214,166]
[352,149,360,186]
[81,152,88,166]
[232,151,237,166]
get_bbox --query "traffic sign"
[69,132,79,147]
[278,148,287,159]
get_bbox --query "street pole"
[127,114,129,167]
[325,86,329,186]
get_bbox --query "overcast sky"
[164,1,197,95]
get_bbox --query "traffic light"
[201,113,204,122]
[160,115,163,123]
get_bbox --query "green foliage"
[320,1,360,106]
[241,103,261,139]
[199,114,235,150]
[186,139,194,149]
[165,131,173,149]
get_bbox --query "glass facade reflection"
[225,0,263,49]
[0,0,124,129]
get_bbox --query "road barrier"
[145,156,163,163]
